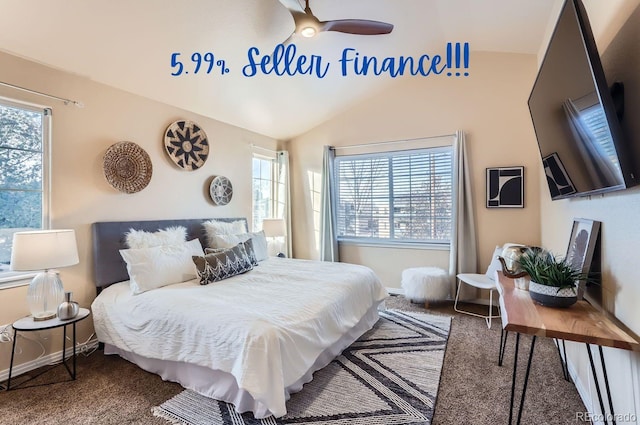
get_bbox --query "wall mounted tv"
[528,0,637,200]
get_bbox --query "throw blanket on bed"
[92,258,388,418]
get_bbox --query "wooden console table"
[495,271,639,425]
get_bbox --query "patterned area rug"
[153,309,451,425]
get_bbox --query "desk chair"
[454,246,504,329]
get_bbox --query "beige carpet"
[0,296,587,424]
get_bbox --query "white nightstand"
[6,307,90,390]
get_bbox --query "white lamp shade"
[262,219,286,237]
[10,229,79,271]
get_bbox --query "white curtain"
[320,146,339,262]
[449,131,478,299]
[275,151,292,258]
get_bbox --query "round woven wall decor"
[209,175,233,205]
[164,120,209,170]
[103,141,153,194]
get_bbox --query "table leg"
[516,336,537,425]
[72,322,77,380]
[6,328,17,390]
[554,339,569,381]
[562,340,569,381]
[508,333,520,425]
[599,346,615,425]
[586,343,611,425]
[499,329,509,366]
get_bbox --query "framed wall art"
[542,152,577,199]
[565,218,600,300]
[486,166,524,208]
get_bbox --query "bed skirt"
[104,301,383,418]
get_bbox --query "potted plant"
[516,247,585,308]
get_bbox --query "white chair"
[454,246,504,329]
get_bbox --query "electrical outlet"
[0,324,13,343]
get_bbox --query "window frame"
[333,146,453,248]
[0,97,51,288]
[251,153,277,232]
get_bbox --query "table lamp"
[261,218,286,257]
[10,229,79,321]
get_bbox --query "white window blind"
[334,147,453,245]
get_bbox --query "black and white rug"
[153,309,451,425]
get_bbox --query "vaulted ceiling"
[0,0,559,139]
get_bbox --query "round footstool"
[401,267,450,303]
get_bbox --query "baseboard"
[564,350,596,422]
[0,338,99,382]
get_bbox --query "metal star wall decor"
[164,120,209,170]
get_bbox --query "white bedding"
[91,257,388,418]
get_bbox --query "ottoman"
[401,267,450,305]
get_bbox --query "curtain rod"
[332,133,456,151]
[0,81,84,108]
[250,144,278,154]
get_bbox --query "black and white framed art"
[542,152,577,199]
[565,218,600,300]
[486,166,524,208]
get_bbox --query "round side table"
[6,308,91,390]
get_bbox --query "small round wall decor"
[164,120,209,170]
[103,141,153,194]
[209,175,233,205]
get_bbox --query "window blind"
[334,147,453,244]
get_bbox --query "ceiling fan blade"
[321,19,393,35]
[277,0,304,14]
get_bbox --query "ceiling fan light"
[301,26,316,37]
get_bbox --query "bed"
[90,218,388,419]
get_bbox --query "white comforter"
[91,258,388,418]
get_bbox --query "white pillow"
[125,226,187,249]
[203,220,247,247]
[212,231,268,262]
[119,239,205,294]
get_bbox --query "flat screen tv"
[528,0,637,200]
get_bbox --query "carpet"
[153,309,451,425]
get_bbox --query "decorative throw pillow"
[205,239,258,266]
[211,231,268,262]
[119,238,205,294]
[202,220,247,247]
[125,226,187,249]
[193,243,253,285]
[248,231,268,262]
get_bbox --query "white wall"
[539,1,640,423]
[0,50,277,371]
[288,52,542,289]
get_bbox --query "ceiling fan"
[278,0,394,40]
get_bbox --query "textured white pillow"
[212,231,268,262]
[203,220,247,247]
[125,226,187,249]
[120,238,205,294]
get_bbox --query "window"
[0,99,50,281]
[252,155,276,231]
[334,147,453,245]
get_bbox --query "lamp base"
[27,270,65,322]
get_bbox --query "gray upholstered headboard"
[92,218,247,290]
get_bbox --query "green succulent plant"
[516,247,585,292]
